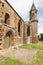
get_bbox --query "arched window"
[27,26,30,36]
[5,13,10,24]
[18,22,20,35]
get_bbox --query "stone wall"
[0,0,25,49]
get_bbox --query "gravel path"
[0,48,38,62]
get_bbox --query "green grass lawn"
[31,51,43,65]
[0,58,29,65]
[19,41,43,50]
[0,51,43,65]
[0,41,43,65]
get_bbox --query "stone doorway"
[4,30,14,49]
[4,33,10,48]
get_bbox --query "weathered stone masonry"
[0,0,38,49]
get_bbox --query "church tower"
[30,2,38,43]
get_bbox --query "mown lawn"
[0,58,29,65]
[31,51,43,65]
[19,41,43,50]
[0,41,43,65]
[0,51,43,65]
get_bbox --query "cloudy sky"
[7,0,43,35]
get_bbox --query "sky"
[7,0,43,35]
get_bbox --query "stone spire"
[30,0,37,11]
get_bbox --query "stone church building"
[0,0,38,49]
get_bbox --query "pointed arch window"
[27,26,30,36]
[18,22,20,35]
[5,13,10,24]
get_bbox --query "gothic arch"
[5,13,10,24]
[4,30,14,48]
[18,21,21,35]
[27,26,30,36]
[5,30,14,37]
